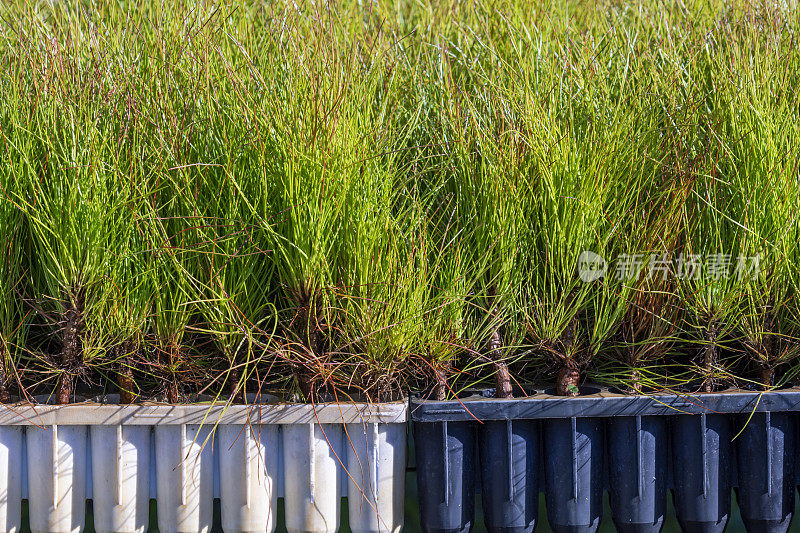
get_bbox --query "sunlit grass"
[0,0,797,401]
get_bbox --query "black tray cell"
[735,411,796,533]
[543,417,604,533]
[607,415,668,533]
[671,414,732,533]
[414,421,476,533]
[479,419,539,533]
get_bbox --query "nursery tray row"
[411,387,800,533]
[0,398,406,425]
[0,398,408,533]
[410,386,800,421]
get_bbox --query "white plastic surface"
[218,424,279,533]
[154,424,213,533]
[0,402,407,533]
[345,423,406,533]
[90,425,150,533]
[283,424,343,533]
[0,427,23,533]
[0,401,407,425]
[26,425,87,533]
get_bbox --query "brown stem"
[117,341,136,404]
[0,355,9,403]
[167,344,179,403]
[703,324,719,393]
[229,366,243,402]
[624,331,642,393]
[761,330,775,390]
[760,366,774,390]
[556,361,580,397]
[488,328,512,399]
[702,343,716,393]
[309,327,323,361]
[764,331,775,361]
[295,370,315,402]
[433,367,447,401]
[554,312,581,397]
[562,315,577,352]
[57,297,84,405]
[167,379,179,404]
[0,372,8,404]
[626,336,637,368]
[494,361,513,399]
[227,346,244,402]
[56,373,73,405]
[295,303,324,403]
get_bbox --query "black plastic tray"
[410,387,800,422]
[411,387,800,533]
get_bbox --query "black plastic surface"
[735,411,796,532]
[670,414,732,532]
[414,420,476,533]
[478,419,539,533]
[411,388,800,533]
[607,416,667,532]
[410,387,800,423]
[543,417,604,533]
